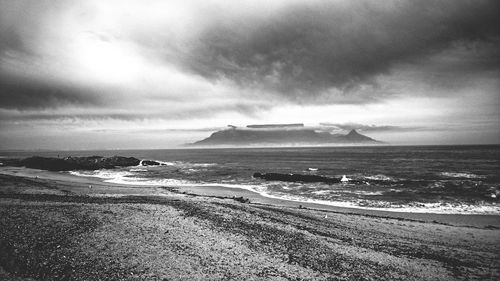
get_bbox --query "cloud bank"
[0,0,499,148]
[319,123,415,133]
[1,0,499,109]
[182,0,500,100]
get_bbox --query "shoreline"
[1,166,499,228]
[175,185,500,229]
[2,151,498,218]
[1,167,499,280]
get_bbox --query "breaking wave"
[138,159,217,168]
[439,172,486,179]
[69,170,191,186]
[69,170,134,179]
[363,174,397,181]
[66,168,500,214]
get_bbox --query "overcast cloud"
[0,0,499,149]
[183,0,500,99]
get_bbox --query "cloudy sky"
[1,0,499,149]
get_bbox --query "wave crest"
[439,172,486,179]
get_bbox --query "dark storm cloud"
[0,112,141,122]
[0,0,68,56]
[184,0,500,100]
[0,26,28,56]
[0,75,101,110]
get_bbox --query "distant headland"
[188,124,382,147]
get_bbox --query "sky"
[0,0,499,150]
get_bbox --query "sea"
[2,145,500,214]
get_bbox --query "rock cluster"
[253,172,342,184]
[4,156,141,171]
[140,160,161,166]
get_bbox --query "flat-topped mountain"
[189,126,381,146]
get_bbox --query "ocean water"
[2,145,500,214]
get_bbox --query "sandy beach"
[1,168,499,280]
[2,0,500,279]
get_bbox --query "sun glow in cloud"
[69,36,144,85]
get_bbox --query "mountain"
[189,127,381,146]
[339,129,378,142]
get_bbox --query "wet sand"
[1,168,499,280]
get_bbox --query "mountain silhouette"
[189,127,381,146]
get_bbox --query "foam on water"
[129,168,147,172]
[59,145,500,215]
[139,159,217,168]
[106,177,191,186]
[363,174,396,181]
[69,169,192,186]
[352,191,384,196]
[67,169,500,214]
[439,172,486,179]
[253,192,500,214]
[69,170,133,179]
[224,183,497,214]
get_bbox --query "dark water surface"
[2,145,499,213]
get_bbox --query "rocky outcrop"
[140,160,161,166]
[253,172,342,184]
[4,156,140,171]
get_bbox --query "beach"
[2,0,500,279]
[1,168,499,280]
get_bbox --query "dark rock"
[141,160,161,166]
[253,172,341,184]
[234,196,250,203]
[63,156,140,170]
[22,156,80,171]
[4,156,141,171]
